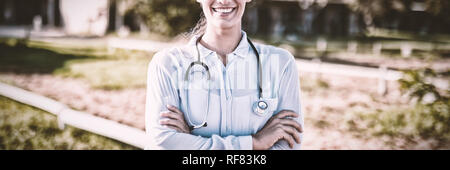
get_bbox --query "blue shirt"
[145,31,304,150]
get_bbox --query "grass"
[0,95,139,150]
[0,38,153,90]
[345,101,450,149]
[54,58,149,90]
[299,76,329,92]
[0,42,88,74]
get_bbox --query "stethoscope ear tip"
[189,122,208,130]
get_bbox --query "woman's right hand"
[159,105,191,134]
[252,110,303,150]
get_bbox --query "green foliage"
[132,0,201,36]
[425,0,450,19]
[54,58,150,90]
[0,96,138,150]
[0,42,88,74]
[398,68,446,103]
[352,0,450,32]
[347,68,449,148]
[349,101,449,145]
[353,0,450,16]
[299,76,329,92]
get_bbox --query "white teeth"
[213,8,234,13]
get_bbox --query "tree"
[131,0,201,36]
[350,0,450,33]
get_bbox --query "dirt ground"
[0,71,439,149]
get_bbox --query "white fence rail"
[296,59,402,95]
[295,59,448,94]
[0,82,156,149]
[296,59,403,80]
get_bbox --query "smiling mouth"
[212,7,236,14]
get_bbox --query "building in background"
[59,0,109,36]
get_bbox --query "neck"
[200,23,242,57]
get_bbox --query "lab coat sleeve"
[270,54,304,150]
[145,52,253,150]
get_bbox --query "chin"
[212,20,240,30]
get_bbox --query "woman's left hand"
[159,105,191,134]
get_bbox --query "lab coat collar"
[187,31,251,60]
[232,31,250,59]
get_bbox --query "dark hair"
[185,12,206,38]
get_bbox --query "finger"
[163,124,185,133]
[177,120,191,133]
[281,126,301,144]
[160,116,191,133]
[160,111,184,121]
[162,124,179,131]
[266,111,297,128]
[159,118,184,131]
[275,110,298,119]
[267,111,288,126]
[181,125,191,133]
[161,112,190,132]
[280,119,303,133]
[167,105,183,115]
[264,116,279,128]
[281,132,296,148]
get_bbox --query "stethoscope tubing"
[183,35,265,130]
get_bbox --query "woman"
[145,0,303,150]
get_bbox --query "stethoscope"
[183,36,269,130]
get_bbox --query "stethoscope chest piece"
[253,99,269,116]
